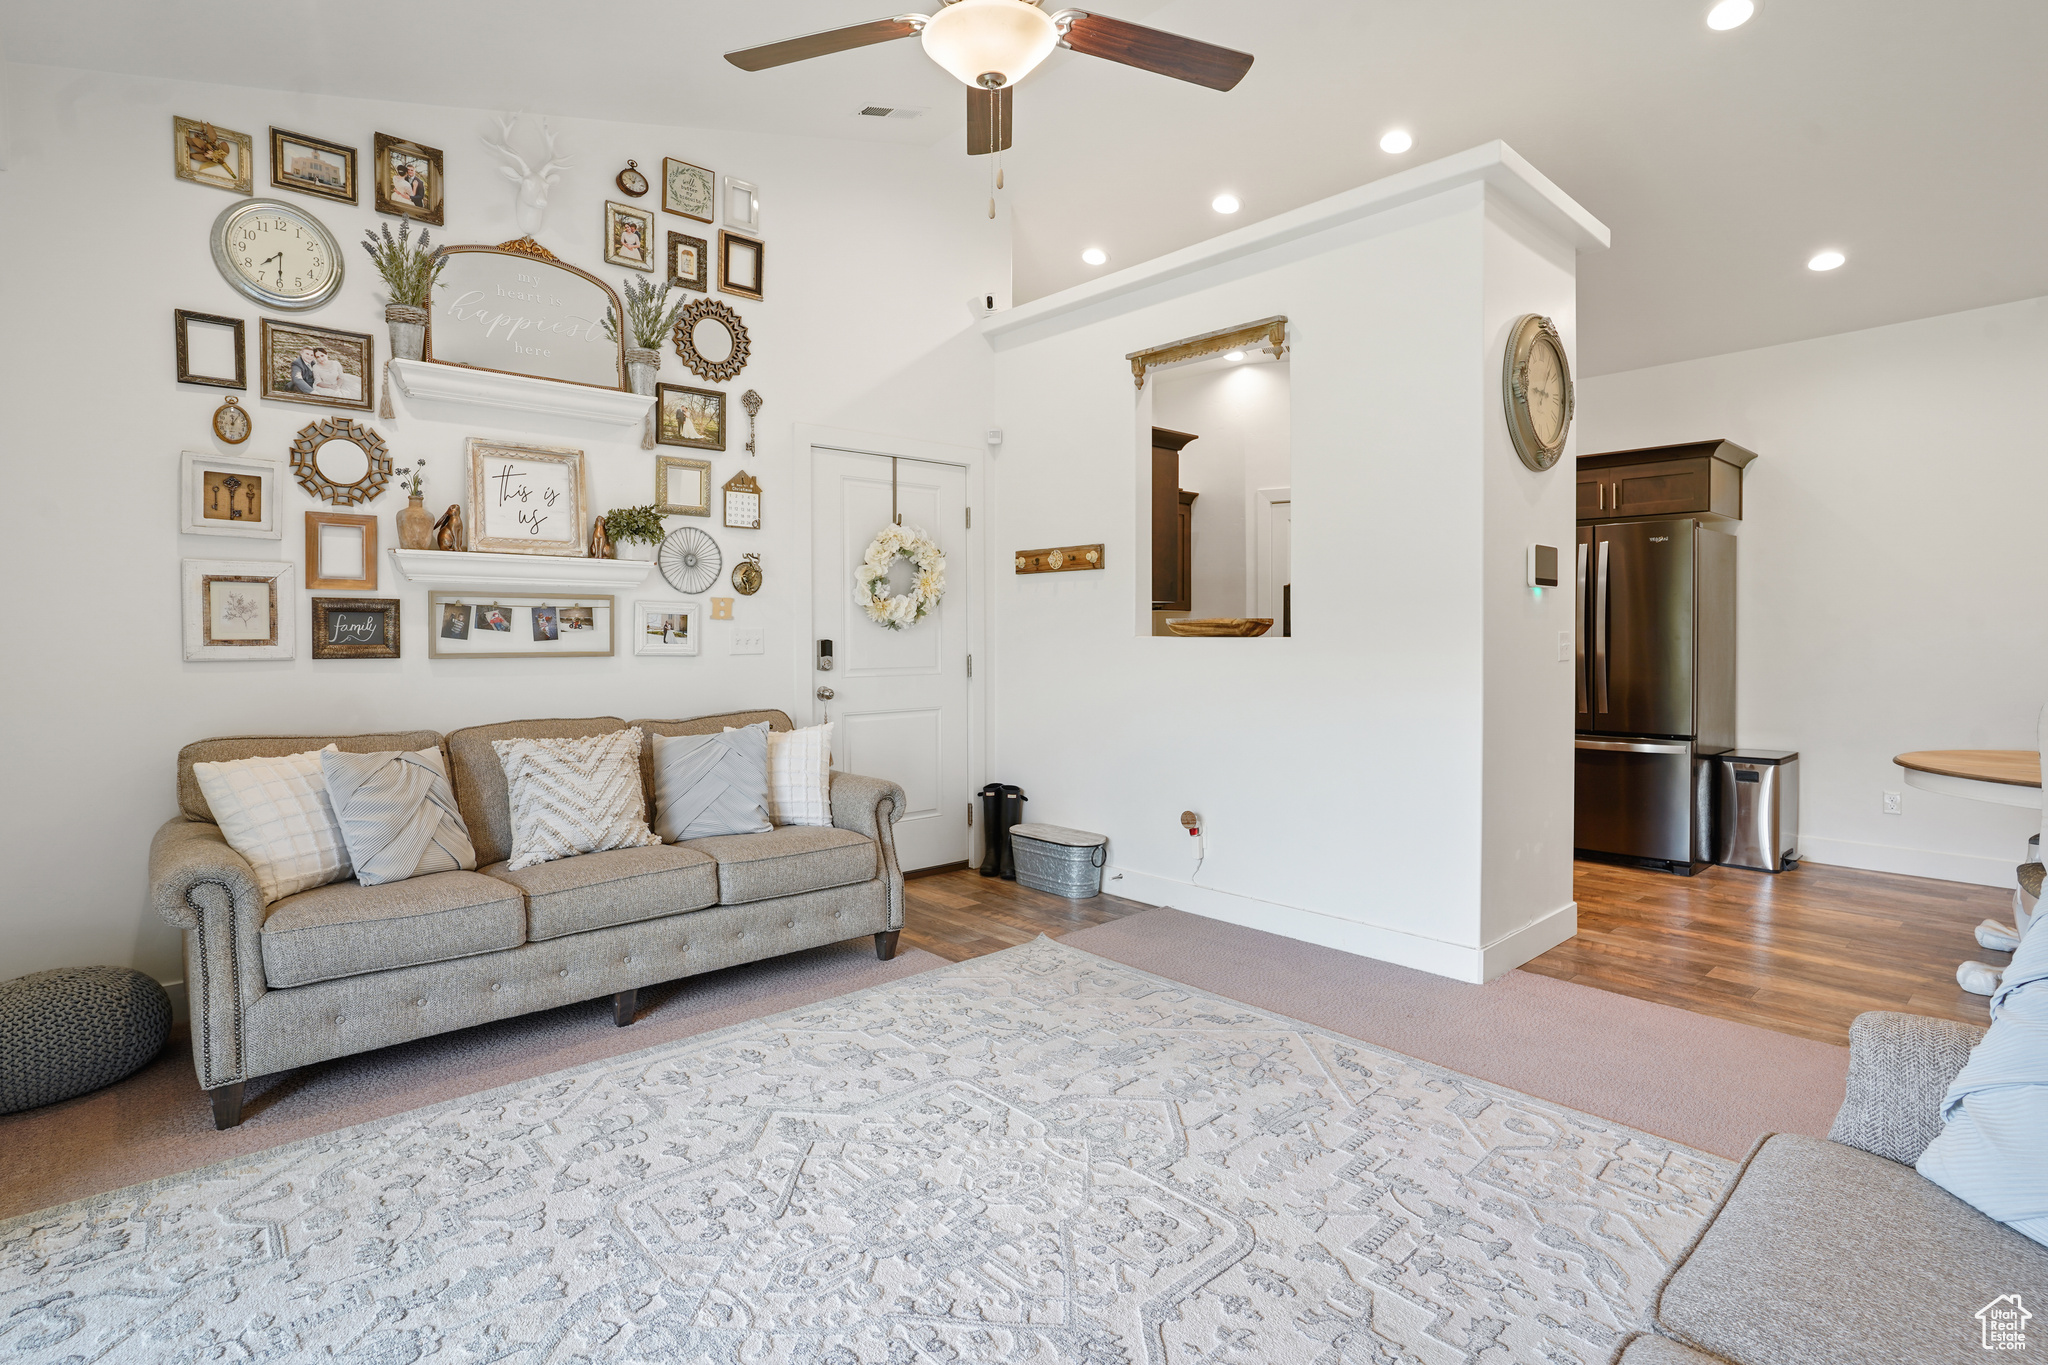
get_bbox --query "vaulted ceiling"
[9,0,2044,373]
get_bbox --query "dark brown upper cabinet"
[1151,426,1199,610]
[1578,439,1757,524]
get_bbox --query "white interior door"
[811,448,970,871]
[1256,487,1292,625]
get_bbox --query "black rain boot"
[997,785,1027,880]
[977,784,1006,877]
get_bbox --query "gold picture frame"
[604,200,655,272]
[655,455,713,517]
[174,309,246,389]
[173,117,253,194]
[374,132,445,225]
[305,511,378,590]
[656,384,724,451]
[718,231,763,302]
[260,319,374,411]
[269,127,357,204]
[668,231,708,292]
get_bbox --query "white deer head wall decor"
[481,113,571,239]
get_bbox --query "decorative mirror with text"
[427,244,626,390]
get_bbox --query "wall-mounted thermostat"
[1528,544,1559,589]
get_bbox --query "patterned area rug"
[0,938,1730,1364]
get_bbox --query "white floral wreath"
[855,523,946,630]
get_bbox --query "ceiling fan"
[725,0,1254,159]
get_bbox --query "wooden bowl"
[1164,617,1274,637]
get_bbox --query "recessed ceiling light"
[1212,193,1241,214]
[1706,0,1755,29]
[1807,250,1845,271]
[1225,350,1246,362]
[1081,247,1108,266]
[1379,129,1413,154]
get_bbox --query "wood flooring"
[903,857,2015,1046]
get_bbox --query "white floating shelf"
[388,358,653,428]
[388,548,658,590]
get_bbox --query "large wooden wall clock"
[1503,313,1574,471]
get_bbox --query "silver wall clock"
[1503,313,1574,471]
[209,197,344,311]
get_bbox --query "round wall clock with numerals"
[1502,313,1574,471]
[209,197,344,311]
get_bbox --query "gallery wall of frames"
[0,61,1007,987]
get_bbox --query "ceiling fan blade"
[1057,12,1253,91]
[966,84,1014,156]
[724,17,923,72]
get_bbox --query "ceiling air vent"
[857,106,926,119]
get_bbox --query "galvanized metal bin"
[1009,823,1108,898]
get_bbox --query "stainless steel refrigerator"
[1575,518,1735,872]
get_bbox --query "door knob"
[815,687,835,701]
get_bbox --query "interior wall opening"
[1146,355,1292,637]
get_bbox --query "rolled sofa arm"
[830,771,906,931]
[149,817,269,1088]
[1826,1010,1986,1166]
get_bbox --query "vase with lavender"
[605,278,688,447]
[363,221,446,368]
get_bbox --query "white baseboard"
[1796,836,2017,888]
[1103,867,1576,984]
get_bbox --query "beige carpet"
[0,936,944,1222]
[1,938,1730,1365]
[1062,908,1851,1160]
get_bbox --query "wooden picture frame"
[633,599,700,657]
[718,231,763,301]
[604,200,655,272]
[174,309,246,389]
[655,383,724,451]
[655,455,713,517]
[428,592,614,658]
[260,319,374,411]
[467,438,590,555]
[172,117,253,194]
[667,231,708,292]
[183,559,294,661]
[373,132,445,225]
[305,511,378,590]
[663,156,714,222]
[269,127,357,204]
[180,450,281,540]
[311,597,399,659]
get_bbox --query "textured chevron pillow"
[492,730,661,872]
[649,724,773,842]
[321,746,477,886]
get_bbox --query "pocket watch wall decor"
[1503,313,1574,471]
[209,197,345,311]
[615,159,649,196]
[722,470,761,529]
[732,553,762,596]
[211,395,250,444]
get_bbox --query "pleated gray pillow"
[649,724,773,842]
[320,746,478,886]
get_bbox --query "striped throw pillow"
[192,746,352,903]
[650,725,773,842]
[492,730,660,872]
[321,746,477,886]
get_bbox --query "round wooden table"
[1893,749,2042,809]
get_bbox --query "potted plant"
[393,459,434,550]
[361,221,446,364]
[602,504,665,560]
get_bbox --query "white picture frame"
[182,558,295,661]
[180,450,283,539]
[723,175,760,232]
[428,591,615,658]
[633,599,701,657]
[466,438,589,555]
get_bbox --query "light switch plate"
[730,628,764,655]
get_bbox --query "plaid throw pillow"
[492,730,660,871]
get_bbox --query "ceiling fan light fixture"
[921,0,1060,89]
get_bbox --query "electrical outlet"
[1558,631,1572,662]
[730,628,764,655]
[1882,791,1902,815]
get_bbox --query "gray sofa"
[1622,1011,2048,1363]
[149,711,905,1129]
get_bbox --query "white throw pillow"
[321,746,477,886]
[739,722,833,827]
[492,729,661,871]
[192,745,353,903]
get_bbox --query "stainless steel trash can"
[1715,750,1799,872]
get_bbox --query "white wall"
[982,146,1601,981]
[1151,360,1291,621]
[1579,295,2048,885]
[0,63,1004,994]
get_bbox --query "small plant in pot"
[362,222,446,363]
[603,504,665,560]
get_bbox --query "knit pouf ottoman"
[0,967,171,1115]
